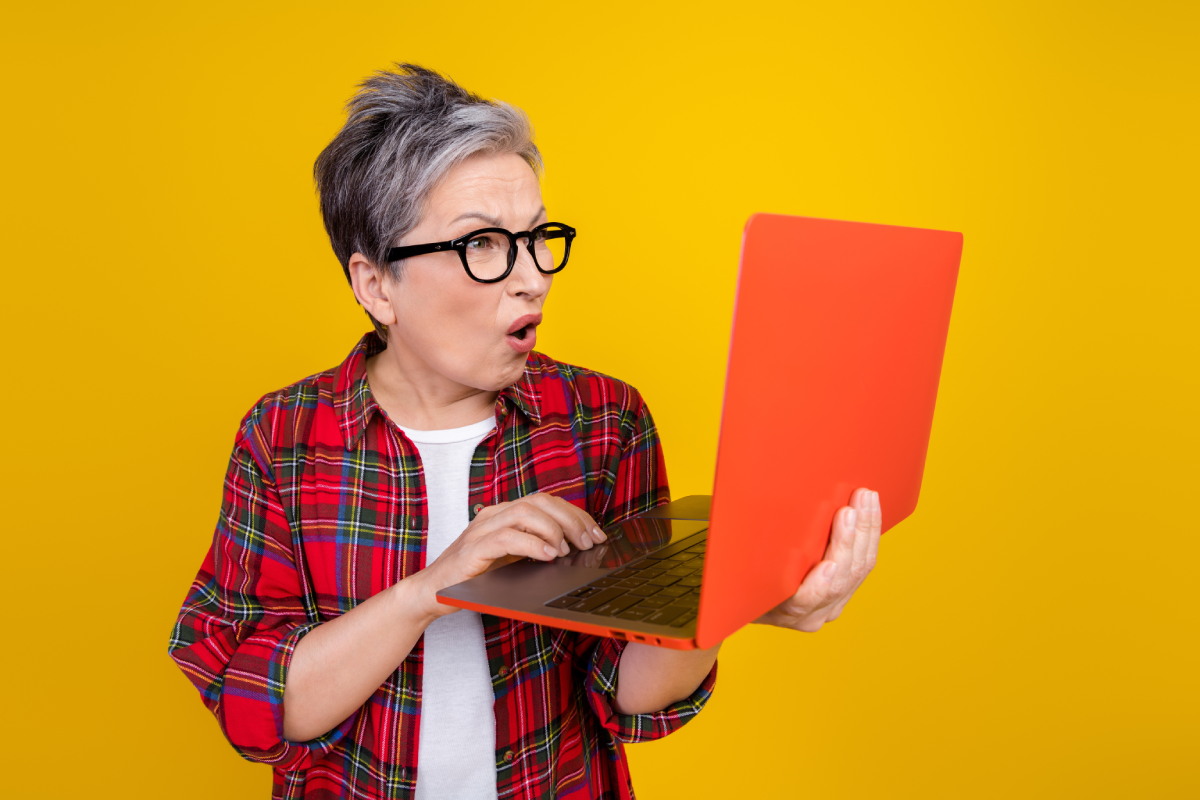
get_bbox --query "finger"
[827,587,858,619]
[824,503,855,563]
[823,503,858,591]
[489,501,571,556]
[562,500,608,543]
[544,494,607,544]
[481,526,563,562]
[523,493,600,550]
[849,489,875,587]
[777,559,839,618]
[865,490,882,571]
[824,574,865,621]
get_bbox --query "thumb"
[779,560,838,617]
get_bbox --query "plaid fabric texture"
[169,333,716,799]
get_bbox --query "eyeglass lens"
[463,226,569,281]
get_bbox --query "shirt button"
[472,503,484,515]
[498,666,508,677]
[411,517,418,529]
[503,750,514,763]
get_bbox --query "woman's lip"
[506,325,537,353]
[507,314,543,334]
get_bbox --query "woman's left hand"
[755,487,882,632]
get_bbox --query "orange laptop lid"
[695,214,962,648]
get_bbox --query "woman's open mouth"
[506,314,542,353]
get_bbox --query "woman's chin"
[467,351,530,393]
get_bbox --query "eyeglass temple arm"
[385,241,454,263]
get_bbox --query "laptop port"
[609,630,626,639]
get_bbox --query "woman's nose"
[507,244,551,297]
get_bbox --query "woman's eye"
[467,238,490,249]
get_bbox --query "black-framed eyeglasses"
[385,222,577,284]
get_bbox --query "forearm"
[282,574,438,741]
[614,641,720,715]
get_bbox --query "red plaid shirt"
[169,333,716,799]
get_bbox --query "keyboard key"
[643,605,690,625]
[627,585,659,597]
[669,612,698,628]
[685,544,706,553]
[572,588,623,612]
[682,557,705,569]
[590,595,641,617]
[638,569,666,579]
[545,596,581,609]
[665,567,694,577]
[676,594,700,607]
[617,608,651,620]
[677,576,703,588]
[588,578,620,588]
[615,578,647,588]
[648,575,680,587]
[609,568,640,579]
[636,596,672,608]
[568,586,596,597]
[658,586,690,597]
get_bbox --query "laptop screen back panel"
[696,214,962,648]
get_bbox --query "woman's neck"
[365,348,498,432]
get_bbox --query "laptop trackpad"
[568,517,708,571]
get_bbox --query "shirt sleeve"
[581,635,717,743]
[582,391,718,741]
[167,425,357,770]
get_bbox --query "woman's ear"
[347,253,398,326]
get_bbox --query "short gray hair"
[314,63,543,336]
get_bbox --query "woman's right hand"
[411,493,607,619]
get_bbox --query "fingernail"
[823,562,838,581]
[579,533,592,550]
[544,545,558,559]
[560,540,571,555]
[872,491,880,508]
[845,507,857,529]
[592,526,607,542]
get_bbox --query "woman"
[169,64,881,800]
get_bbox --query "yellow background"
[2,1,1196,797]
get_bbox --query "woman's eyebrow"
[449,211,505,228]
[446,207,547,230]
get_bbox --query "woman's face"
[371,151,554,393]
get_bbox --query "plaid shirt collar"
[334,332,544,450]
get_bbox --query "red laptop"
[437,213,963,649]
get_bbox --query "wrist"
[389,570,445,628]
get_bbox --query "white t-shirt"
[399,417,498,800]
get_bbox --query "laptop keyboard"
[543,537,706,629]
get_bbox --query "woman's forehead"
[427,152,543,224]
